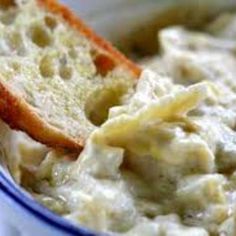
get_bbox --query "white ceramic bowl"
[1,1,236,235]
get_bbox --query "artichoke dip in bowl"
[2,0,236,236]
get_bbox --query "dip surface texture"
[2,12,236,236]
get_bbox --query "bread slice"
[0,0,141,151]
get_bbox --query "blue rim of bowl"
[0,168,103,236]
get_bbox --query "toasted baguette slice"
[0,0,141,151]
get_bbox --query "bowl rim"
[0,168,102,236]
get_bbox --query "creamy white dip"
[2,12,236,236]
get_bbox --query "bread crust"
[0,0,141,151]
